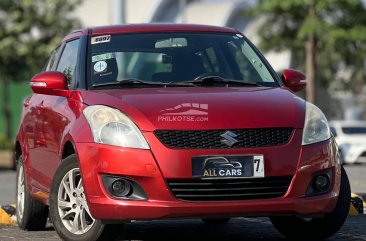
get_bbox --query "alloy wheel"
[57,168,94,235]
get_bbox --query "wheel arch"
[62,140,76,160]
[15,141,22,165]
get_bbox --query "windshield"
[89,32,279,88]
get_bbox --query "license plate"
[192,155,264,179]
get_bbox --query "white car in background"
[329,120,366,164]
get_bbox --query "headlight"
[302,102,330,145]
[83,105,149,149]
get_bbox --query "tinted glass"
[57,39,80,85]
[342,127,366,134]
[89,33,278,87]
[44,46,61,71]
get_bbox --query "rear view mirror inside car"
[155,38,187,48]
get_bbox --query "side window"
[56,39,80,85]
[43,47,60,71]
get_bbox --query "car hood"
[82,87,305,131]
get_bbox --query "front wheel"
[49,154,121,241]
[270,166,351,240]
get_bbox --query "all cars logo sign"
[202,157,243,177]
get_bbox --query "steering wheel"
[194,72,228,80]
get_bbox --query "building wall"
[74,0,114,26]
[74,0,167,26]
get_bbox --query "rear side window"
[56,39,80,85]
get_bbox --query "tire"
[201,218,230,225]
[49,154,121,241]
[270,166,351,240]
[16,156,49,230]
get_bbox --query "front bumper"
[88,193,338,221]
[75,134,341,221]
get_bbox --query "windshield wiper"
[93,78,164,87]
[93,78,194,87]
[180,76,261,87]
[92,76,259,88]
[119,78,169,85]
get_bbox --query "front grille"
[154,128,293,149]
[167,176,292,201]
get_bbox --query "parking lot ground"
[344,165,366,195]
[0,216,365,241]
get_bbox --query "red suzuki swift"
[15,24,350,241]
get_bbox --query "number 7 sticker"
[253,155,264,177]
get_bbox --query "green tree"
[252,0,366,104]
[0,0,82,139]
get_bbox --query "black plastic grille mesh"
[154,128,293,149]
[167,176,293,201]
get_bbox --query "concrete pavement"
[0,216,365,241]
[0,170,16,205]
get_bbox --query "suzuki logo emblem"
[220,131,238,147]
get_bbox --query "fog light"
[102,175,148,200]
[111,179,131,197]
[313,174,330,192]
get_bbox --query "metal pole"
[179,0,187,23]
[113,0,126,79]
[113,0,125,24]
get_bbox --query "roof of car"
[92,23,239,35]
[63,23,239,41]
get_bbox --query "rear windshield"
[89,32,279,87]
[342,127,366,134]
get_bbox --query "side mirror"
[282,69,306,92]
[30,71,70,97]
